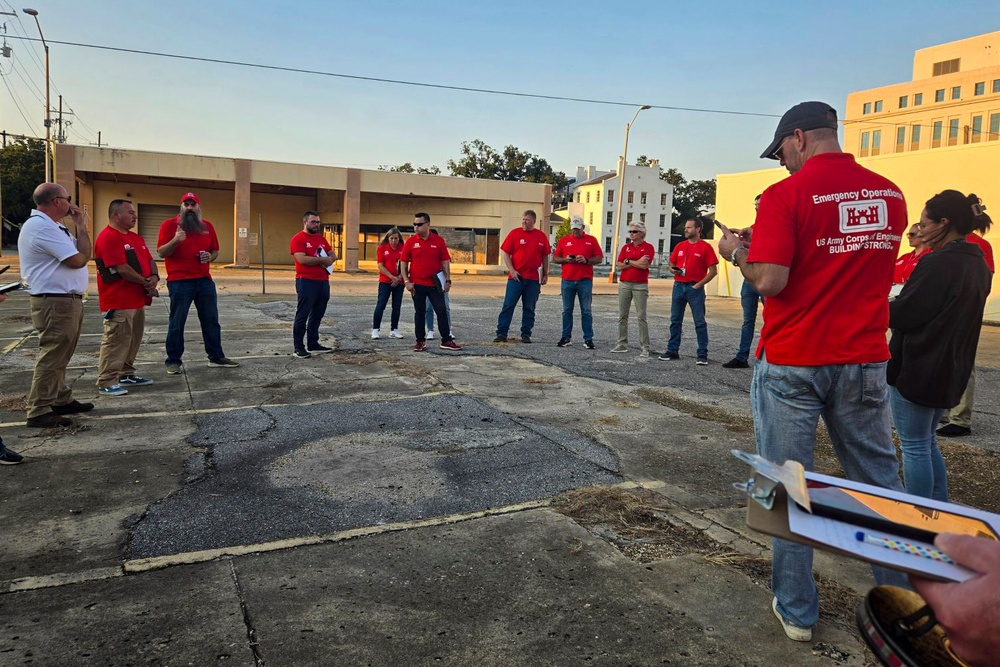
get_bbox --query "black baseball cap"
[760,101,839,160]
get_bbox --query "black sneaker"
[307,344,333,353]
[119,375,154,386]
[493,336,508,343]
[293,349,311,359]
[521,335,532,344]
[0,439,23,465]
[208,357,240,368]
[584,340,595,350]
[51,400,95,415]
[722,358,750,369]
[658,352,679,361]
[26,412,73,428]
[557,337,572,347]
[936,424,971,437]
[696,357,709,366]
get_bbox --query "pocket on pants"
[763,362,816,400]
[860,362,889,407]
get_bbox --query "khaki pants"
[617,281,649,350]
[97,308,146,388]
[27,295,85,418]
[944,367,975,428]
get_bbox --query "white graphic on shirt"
[839,199,888,234]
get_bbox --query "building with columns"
[53,144,551,272]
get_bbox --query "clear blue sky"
[1,0,996,181]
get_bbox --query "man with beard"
[94,199,159,396]
[156,192,239,373]
[289,210,335,358]
[662,218,718,365]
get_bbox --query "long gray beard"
[180,209,206,234]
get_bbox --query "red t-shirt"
[893,248,930,284]
[289,231,333,281]
[669,239,718,284]
[748,152,907,365]
[967,233,995,273]
[501,227,551,281]
[554,234,603,281]
[401,233,451,286]
[617,241,655,283]
[157,216,220,282]
[377,243,404,284]
[94,227,156,311]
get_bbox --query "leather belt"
[32,293,84,299]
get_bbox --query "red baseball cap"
[181,192,201,204]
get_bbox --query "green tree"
[447,140,567,188]
[377,162,441,175]
[554,216,572,240]
[0,137,45,246]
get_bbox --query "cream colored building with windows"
[49,144,550,273]
[714,29,1000,320]
[568,160,674,264]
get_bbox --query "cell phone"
[714,220,728,233]
[567,255,577,260]
[806,481,998,544]
[0,282,24,294]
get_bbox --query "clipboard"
[732,450,998,583]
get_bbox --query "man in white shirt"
[18,182,94,428]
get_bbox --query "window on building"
[575,192,581,203]
[605,237,612,253]
[948,118,959,146]
[639,213,646,223]
[914,92,923,106]
[860,131,870,157]
[975,82,985,96]
[606,211,613,225]
[589,211,594,223]
[659,214,666,227]
[596,191,600,203]
[932,58,960,76]
[972,116,983,143]
[951,86,961,100]
[910,124,921,151]
[991,113,1000,141]
[640,192,647,205]
[895,126,906,152]
[862,102,872,115]
[586,191,590,203]
[627,191,634,204]
[935,89,945,103]
[874,100,883,112]
[871,130,881,156]
[627,212,633,223]
[660,193,667,206]
[658,239,665,254]
[608,190,614,203]
[994,80,1000,94]
[898,95,908,109]
[932,121,943,148]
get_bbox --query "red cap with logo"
[181,192,201,204]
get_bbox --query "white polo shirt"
[18,210,89,295]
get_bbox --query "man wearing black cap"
[718,101,908,642]
[157,192,239,373]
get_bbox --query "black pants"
[412,284,452,342]
[293,277,330,350]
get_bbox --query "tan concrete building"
[54,144,551,272]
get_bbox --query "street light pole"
[23,8,51,183]
[608,105,651,284]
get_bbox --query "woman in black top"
[887,191,992,500]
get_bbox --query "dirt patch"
[634,387,754,433]
[522,377,558,385]
[0,314,32,324]
[593,415,622,427]
[0,392,27,412]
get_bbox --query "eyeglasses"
[413,221,428,227]
[628,230,642,234]
[772,135,791,161]
[53,195,72,204]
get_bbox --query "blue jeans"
[373,282,404,330]
[737,281,764,363]
[294,277,330,350]
[667,282,708,358]
[561,279,594,341]
[496,278,540,338]
[412,284,452,343]
[425,292,452,335]
[751,353,906,629]
[166,277,225,364]
[889,386,948,501]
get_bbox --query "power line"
[0,71,39,133]
[5,34,782,119]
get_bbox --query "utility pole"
[0,13,13,254]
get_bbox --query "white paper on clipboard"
[317,248,334,274]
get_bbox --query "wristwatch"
[624,259,631,266]
[730,247,747,265]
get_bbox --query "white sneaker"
[610,344,629,353]
[371,329,380,339]
[638,348,650,359]
[772,598,812,642]
[426,330,436,340]
[389,330,404,339]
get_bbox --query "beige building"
[715,30,1000,320]
[53,144,551,272]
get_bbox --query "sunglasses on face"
[413,221,428,227]
[628,230,642,234]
